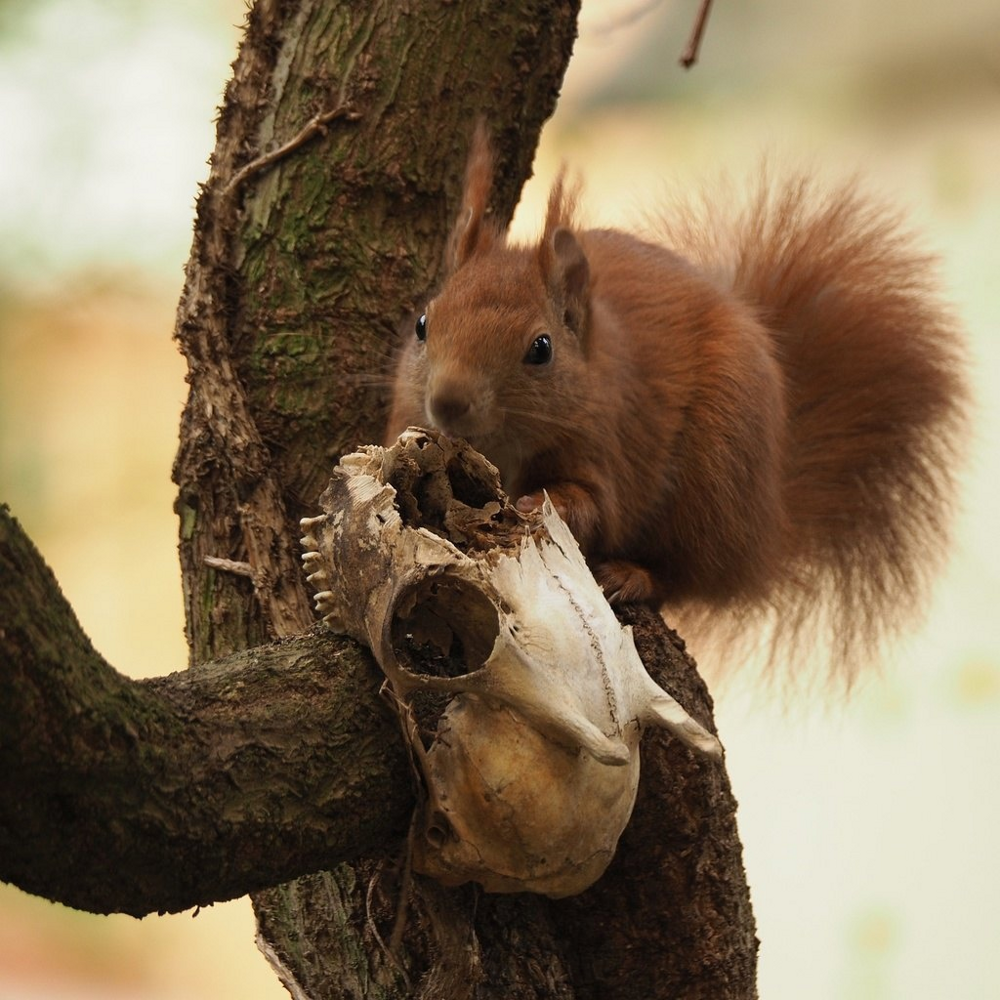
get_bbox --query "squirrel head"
[403,125,593,483]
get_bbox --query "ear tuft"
[448,120,499,272]
[538,170,590,334]
[548,226,590,335]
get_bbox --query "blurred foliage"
[0,0,242,282]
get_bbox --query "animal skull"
[301,429,720,898]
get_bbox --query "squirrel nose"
[428,389,472,431]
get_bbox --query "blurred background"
[1,0,997,997]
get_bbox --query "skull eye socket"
[392,577,499,681]
[391,576,502,751]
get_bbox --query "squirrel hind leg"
[594,560,661,606]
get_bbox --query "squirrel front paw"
[515,484,601,554]
[594,560,659,605]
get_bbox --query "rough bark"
[172,0,581,665]
[0,505,411,917]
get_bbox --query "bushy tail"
[660,174,968,687]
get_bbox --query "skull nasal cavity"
[429,389,472,428]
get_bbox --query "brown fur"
[386,131,967,683]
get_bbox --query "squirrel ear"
[448,121,496,272]
[549,227,590,335]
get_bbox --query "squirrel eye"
[524,334,553,366]
[415,313,427,342]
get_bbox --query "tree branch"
[0,505,411,917]
[222,102,361,199]
[679,0,715,68]
[1,486,756,995]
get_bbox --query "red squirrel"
[386,129,966,677]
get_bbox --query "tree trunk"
[171,0,581,665]
[1,0,759,996]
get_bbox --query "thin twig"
[389,829,415,960]
[679,0,715,69]
[203,555,254,577]
[366,861,413,990]
[223,103,360,198]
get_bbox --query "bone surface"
[301,428,720,897]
